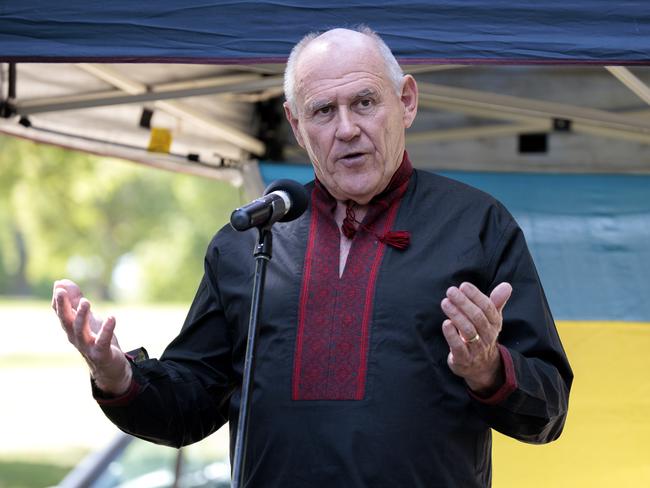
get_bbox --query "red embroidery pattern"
[292,155,412,401]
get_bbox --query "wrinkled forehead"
[293,34,389,102]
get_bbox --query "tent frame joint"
[0,99,16,118]
[1,62,17,118]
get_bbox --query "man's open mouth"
[340,152,365,161]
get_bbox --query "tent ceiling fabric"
[1,2,649,183]
[1,1,649,63]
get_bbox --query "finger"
[458,282,501,326]
[95,316,116,351]
[490,282,513,313]
[58,279,83,309]
[447,286,491,332]
[52,279,83,308]
[54,288,76,330]
[73,299,95,347]
[441,319,470,366]
[442,293,484,342]
[51,280,61,310]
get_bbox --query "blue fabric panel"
[260,164,314,186]
[441,173,650,322]
[260,162,650,321]
[1,1,649,63]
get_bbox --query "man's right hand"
[52,279,132,396]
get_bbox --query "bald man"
[53,27,572,487]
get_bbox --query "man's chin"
[334,184,379,205]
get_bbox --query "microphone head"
[230,208,252,231]
[264,179,309,222]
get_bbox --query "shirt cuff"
[92,348,148,407]
[92,375,141,406]
[468,344,517,405]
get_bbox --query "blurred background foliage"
[0,134,242,302]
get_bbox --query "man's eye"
[317,106,332,115]
[357,99,373,109]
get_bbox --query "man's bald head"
[284,27,404,116]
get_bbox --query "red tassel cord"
[342,200,358,239]
[341,201,410,250]
[377,231,410,250]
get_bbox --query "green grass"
[0,460,72,488]
[0,449,88,488]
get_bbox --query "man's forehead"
[300,32,377,69]
[294,38,388,104]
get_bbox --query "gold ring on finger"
[463,333,480,344]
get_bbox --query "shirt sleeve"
[469,205,573,444]
[95,242,237,448]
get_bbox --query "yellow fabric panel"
[493,321,650,487]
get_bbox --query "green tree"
[0,135,241,301]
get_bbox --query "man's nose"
[335,109,360,141]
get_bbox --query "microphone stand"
[231,224,273,488]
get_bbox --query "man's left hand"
[440,282,512,396]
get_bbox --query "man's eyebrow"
[305,89,378,113]
[306,99,332,113]
[354,88,378,99]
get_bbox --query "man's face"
[284,33,418,204]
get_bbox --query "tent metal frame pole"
[240,160,266,201]
[0,123,245,182]
[0,63,17,118]
[406,121,551,144]
[605,66,650,107]
[15,74,283,115]
[8,62,16,99]
[15,75,264,110]
[418,82,650,143]
[67,64,268,155]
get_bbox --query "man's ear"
[400,75,419,129]
[283,101,305,148]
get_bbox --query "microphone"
[230,179,309,231]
